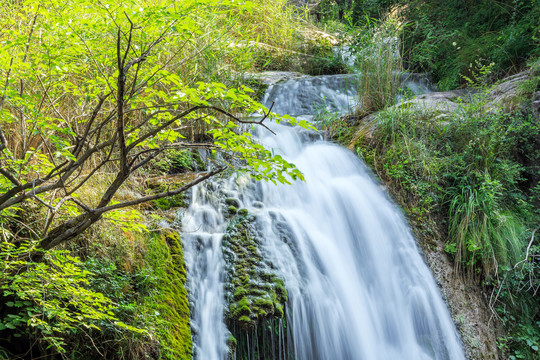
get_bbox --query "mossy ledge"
[222,212,289,359]
[148,230,193,360]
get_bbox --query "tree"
[0,0,310,251]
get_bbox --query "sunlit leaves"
[0,242,137,353]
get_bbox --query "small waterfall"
[183,73,465,359]
[182,180,230,359]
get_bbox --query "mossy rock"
[225,198,241,208]
[147,230,193,359]
[237,208,249,216]
[154,149,206,174]
[222,215,288,331]
[227,206,238,216]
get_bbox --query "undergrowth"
[352,85,539,358]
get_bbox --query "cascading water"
[182,73,466,359]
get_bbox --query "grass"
[447,184,524,278]
[352,94,535,280]
[354,20,403,116]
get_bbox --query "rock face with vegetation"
[346,67,540,359]
[222,212,289,359]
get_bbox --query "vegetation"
[0,0,320,357]
[352,18,402,116]
[348,75,539,359]
[0,0,537,357]
[222,212,289,359]
[313,1,539,357]
[317,0,540,89]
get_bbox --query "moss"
[275,303,284,318]
[153,194,188,210]
[154,149,204,174]
[227,334,237,350]
[145,230,193,360]
[237,208,249,216]
[225,198,241,208]
[233,287,247,300]
[238,316,252,327]
[149,183,188,210]
[222,215,288,331]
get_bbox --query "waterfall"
[182,73,465,359]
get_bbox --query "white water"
[183,74,465,359]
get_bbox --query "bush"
[0,242,142,355]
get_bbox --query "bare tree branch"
[96,167,225,214]
[0,168,21,186]
[38,167,225,251]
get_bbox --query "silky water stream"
[182,73,465,360]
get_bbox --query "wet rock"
[225,198,241,208]
[244,71,308,85]
[252,201,264,209]
[222,214,289,358]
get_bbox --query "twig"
[514,228,538,269]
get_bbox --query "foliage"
[315,0,540,90]
[0,0,319,357]
[0,241,142,355]
[296,41,349,76]
[494,237,539,360]
[154,150,199,174]
[354,92,537,279]
[351,18,403,115]
[0,0,314,252]
[314,109,355,144]
[396,0,540,89]
[351,82,539,356]
[316,0,396,25]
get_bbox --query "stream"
[181,72,465,360]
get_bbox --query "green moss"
[149,183,188,210]
[275,303,284,318]
[222,215,288,332]
[237,208,249,216]
[227,206,238,216]
[145,230,193,360]
[154,149,203,174]
[238,316,252,327]
[153,194,188,210]
[225,198,241,208]
[227,333,237,349]
[233,287,247,300]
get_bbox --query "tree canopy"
[0,0,311,251]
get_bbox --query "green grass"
[353,93,536,279]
